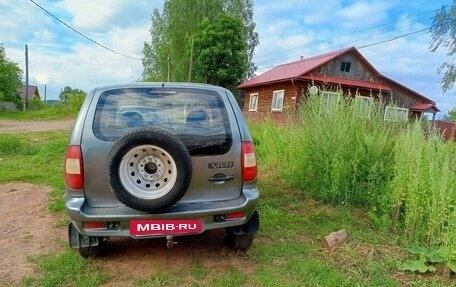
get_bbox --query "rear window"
[93,87,232,156]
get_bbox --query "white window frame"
[384,106,409,121]
[355,95,374,118]
[271,90,284,112]
[248,93,258,112]
[320,91,342,113]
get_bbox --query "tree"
[59,86,87,112]
[443,107,456,121]
[193,14,247,89]
[59,86,86,103]
[224,0,258,78]
[142,0,258,83]
[0,44,23,108]
[430,1,456,93]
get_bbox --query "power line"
[255,21,426,67]
[254,25,424,68]
[29,0,142,61]
[255,27,431,71]
[253,8,438,62]
[358,28,429,49]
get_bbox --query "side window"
[384,106,409,121]
[249,93,258,111]
[271,90,284,111]
[355,96,374,118]
[320,91,341,113]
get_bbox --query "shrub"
[250,92,456,249]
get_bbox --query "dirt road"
[0,118,75,133]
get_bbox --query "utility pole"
[24,44,29,111]
[188,36,194,82]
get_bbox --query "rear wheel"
[78,242,105,258]
[225,211,259,251]
[225,229,254,250]
[68,223,105,258]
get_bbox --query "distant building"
[238,46,439,122]
[19,84,41,100]
[434,121,456,141]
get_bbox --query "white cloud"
[58,0,154,32]
[59,0,126,30]
[336,1,392,28]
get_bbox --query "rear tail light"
[65,145,84,189]
[241,141,257,182]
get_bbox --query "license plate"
[130,219,203,236]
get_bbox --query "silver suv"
[64,83,259,257]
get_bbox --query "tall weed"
[250,93,456,249]
[279,95,396,208]
[390,123,456,247]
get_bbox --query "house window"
[271,90,284,111]
[355,96,374,118]
[248,93,258,111]
[341,61,351,72]
[384,106,409,121]
[320,91,341,113]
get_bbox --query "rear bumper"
[66,187,259,238]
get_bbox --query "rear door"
[81,85,242,207]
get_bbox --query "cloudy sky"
[0,0,454,116]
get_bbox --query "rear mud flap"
[232,210,259,235]
[68,223,100,248]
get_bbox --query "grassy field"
[1,128,454,286]
[0,105,78,120]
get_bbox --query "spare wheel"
[106,128,192,212]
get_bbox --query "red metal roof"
[238,47,357,89]
[300,75,391,91]
[409,103,440,112]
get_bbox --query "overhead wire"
[255,27,432,71]
[29,0,142,61]
[252,8,438,62]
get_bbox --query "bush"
[250,93,456,249]
[66,94,85,113]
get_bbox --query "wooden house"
[19,84,41,101]
[237,47,439,122]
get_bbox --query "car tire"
[68,223,105,258]
[225,228,254,250]
[78,242,105,258]
[106,128,192,213]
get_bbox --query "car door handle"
[208,173,234,182]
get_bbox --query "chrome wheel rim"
[119,144,178,199]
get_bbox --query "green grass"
[0,105,78,120]
[23,250,108,287]
[0,131,68,211]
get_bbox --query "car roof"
[91,82,228,95]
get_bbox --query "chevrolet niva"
[64,83,259,257]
